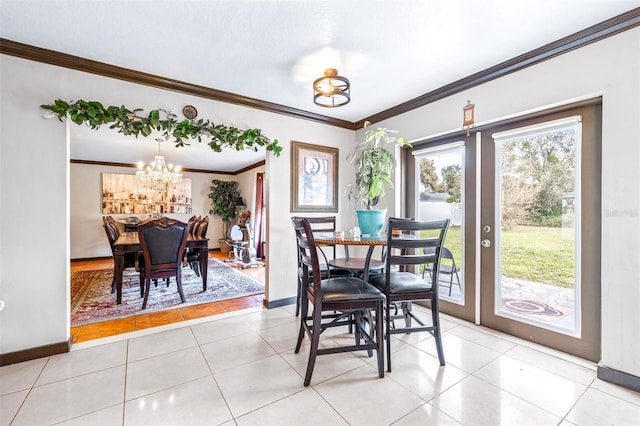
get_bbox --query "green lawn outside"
[438,225,575,289]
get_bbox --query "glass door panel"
[494,118,580,335]
[414,143,465,304]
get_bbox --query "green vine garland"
[41,99,281,156]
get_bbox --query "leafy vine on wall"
[41,99,281,156]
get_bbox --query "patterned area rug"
[71,258,264,326]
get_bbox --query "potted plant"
[208,179,242,252]
[349,121,412,235]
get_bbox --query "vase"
[356,209,386,236]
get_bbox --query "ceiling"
[2,0,639,172]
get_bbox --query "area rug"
[71,258,264,326]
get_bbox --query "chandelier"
[313,68,350,107]
[136,141,182,193]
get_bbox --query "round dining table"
[312,232,387,281]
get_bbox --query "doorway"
[408,101,602,360]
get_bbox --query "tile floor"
[2,303,640,425]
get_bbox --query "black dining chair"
[186,216,208,277]
[368,217,450,372]
[294,216,354,317]
[103,220,137,294]
[292,216,385,386]
[137,217,189,309]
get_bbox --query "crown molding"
[69,158,264,175]
[355,8,640,128]
[2,8,638,131]
[0,38,355,130]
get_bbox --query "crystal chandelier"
[136,141,182,193]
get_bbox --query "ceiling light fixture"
[313,68,350,108]
[136,140,182,193]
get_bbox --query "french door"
[409,101,601,360]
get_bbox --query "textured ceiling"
[2,0,639,171]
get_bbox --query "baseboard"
[264,296,296,309]
[597,364,640,392]
[0,337,73,366]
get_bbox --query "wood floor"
[70,250,266,343]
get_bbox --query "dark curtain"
[254,173,265,259]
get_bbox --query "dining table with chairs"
[292,215,450,385]
[111,222,209,305]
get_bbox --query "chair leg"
[142,278,152,309]
[376,301,385,378]
[191,261,201,277]
[431,298,446,366]
[295,276,301,317]
[386,303,393,372]
[176,272,186,303]
[448,273,454,296]
[139,272,145,297]
[111,275,116,294]
[303,308,322,387]
[295,290,308,353]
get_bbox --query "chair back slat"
[291,217,322,297]
[384,217,450,284]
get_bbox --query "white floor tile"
[214,354,302,417]
[431,375,561,425]
[241,307,297,331]
[446,324,517,353]
[566,387,640,426]
[56,404,124,425]
[0,390,28,425]
[235,388,347,426]
[190,315,254,345]
[125,347,210,401]
[385,346,467,401]
[392,402,461,425]
[417,332,501,373]
[280,338,369,386]
[36,340,127,386]
[124,376,232,426]
[6,302,639,426]
[127,327,197,362]
[315,365,425,426]
[12,366,125,426]
[506,344,596,386]
[0,357,47,395]
[200,332,276,373]
[590,376,640,405]
[257,319,302,353]
[473,355,587,417]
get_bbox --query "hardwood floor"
[70,249,266,343]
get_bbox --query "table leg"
[114,253,124,304]
[200,247,208,291]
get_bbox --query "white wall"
[378,28,640,378]
[69,163,263,258]
[0,53,354,355]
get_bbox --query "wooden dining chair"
[294,216,354,316]
[137,217,189,309]
[103,220,137,294]
[368,217,450,372]
[292,216,385,386]
[186,216,208,277]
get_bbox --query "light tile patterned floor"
[2,304,640,425]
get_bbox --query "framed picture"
[291,141,338,212]
[102,173,192,215]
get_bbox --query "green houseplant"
[349,121,411,235]
[208,179,242,251]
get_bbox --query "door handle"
[481,239,491,248]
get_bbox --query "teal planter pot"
[356,209,386,236]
